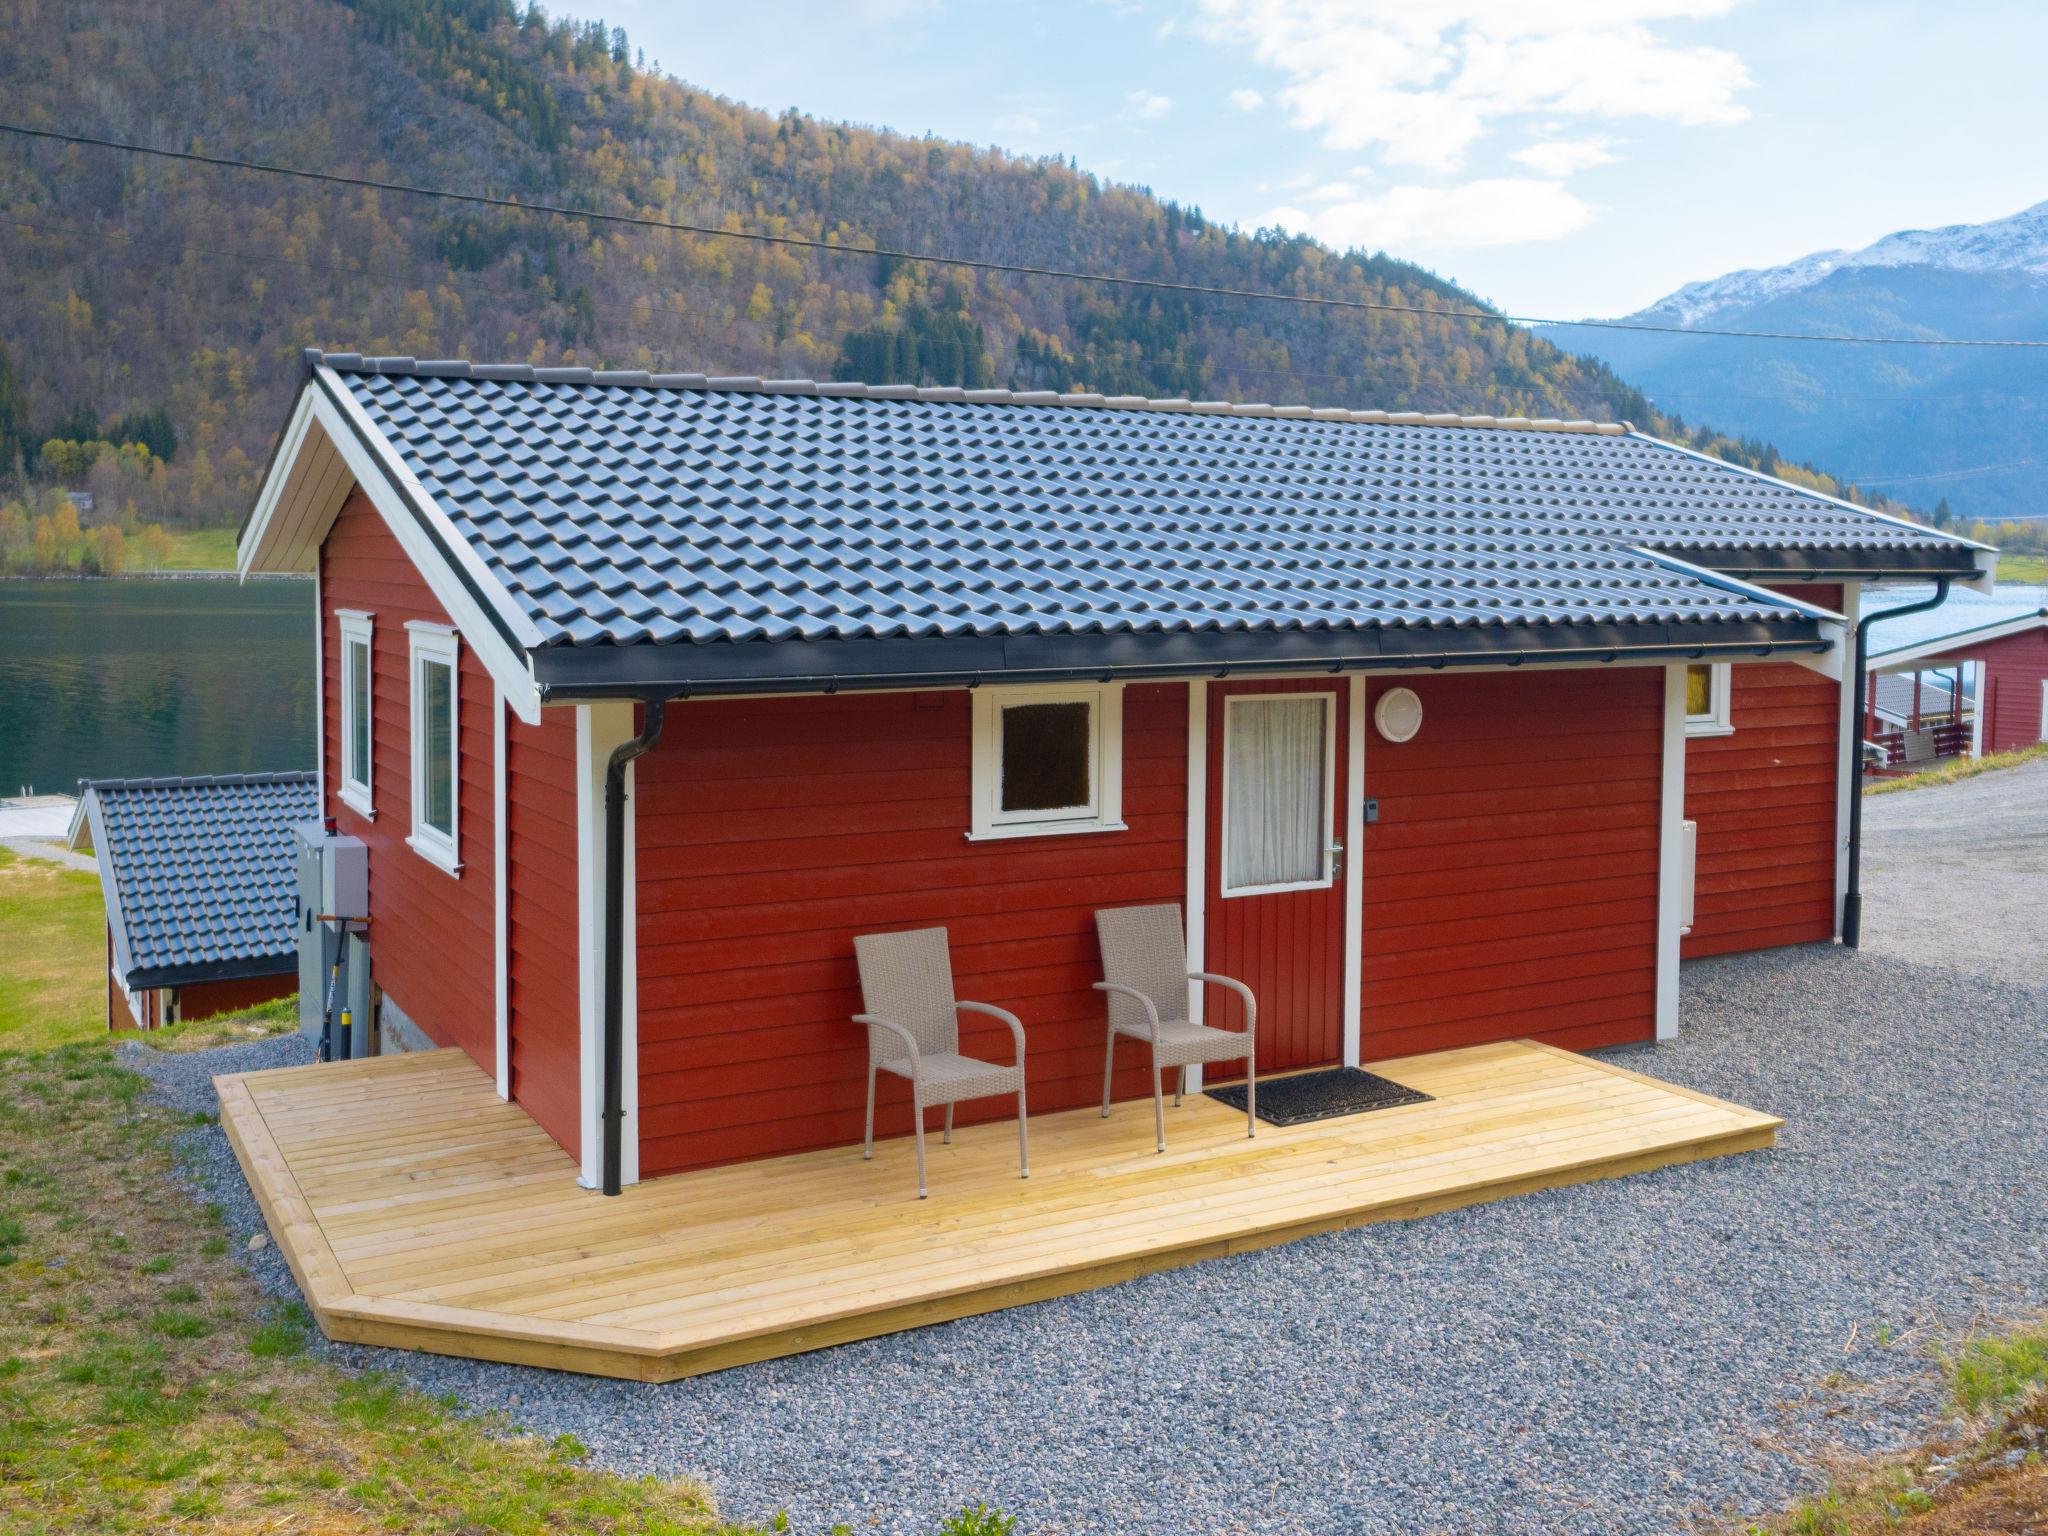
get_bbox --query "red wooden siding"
[1358,669,1664,1058]
[179,971,295,1022]
[1205,679,1347,1074]
[505,707,581,1157]
[633,684,1189,1177]
[320,489,497,1076]
[1978,628,2048,754]
[1683,584,1843,959]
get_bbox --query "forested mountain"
[1544,202,2048,534]
[0,0,1916,546]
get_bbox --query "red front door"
[1205,679,1349,1074]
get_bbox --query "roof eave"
[530,617,1832,701]
[126,954,298,992]
[1669,544,1989,583]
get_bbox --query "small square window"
[406,624,461,874]
[1684,662,1734,737]
[337,612,374,817]
[970,684,1125,840]
[1000,700,1093,814]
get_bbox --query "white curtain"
[1225,696,1328,890]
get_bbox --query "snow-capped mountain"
[1632,200,2048,328]
[1541,200,2048,524]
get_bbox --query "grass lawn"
[0,1039,761,1535]
[1995,552,2048,584]
[0,846,106,1051]
[1865,741,2048,796]
[160,526,238,571]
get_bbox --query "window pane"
[1686,664,1717,718]
[1225,697,1328,889]
[1000,700,1092,814]
[422,659,454,835]
[347,639,371,788]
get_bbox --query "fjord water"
[0,579,315,794]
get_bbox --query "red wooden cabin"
[238,353,1993,1192]
[1866,601,2048,763]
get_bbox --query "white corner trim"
[1183,679,1207,1092]
[1342,675,1365,1069]
[575,703,641,1189]
[1833,582,1861,940]
[1970,662,1986,759]
[314,566,327,806]
[968,682,1125,839]
[493,686,510,1101]
[1655,664,1687,1041]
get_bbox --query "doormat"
[1207,1067,1433,1127]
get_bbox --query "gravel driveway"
[135,764,2048,1536]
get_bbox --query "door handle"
[1327,840,1345,879]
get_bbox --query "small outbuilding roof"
[73,773,316,990]
[244,353,1990,702]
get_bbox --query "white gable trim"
[240,374,544,725]
[76,791,136,986]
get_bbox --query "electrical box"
[294,821,368,1038]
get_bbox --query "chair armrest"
[1092,980,1161,1040]
[1190,971,1256,1034]
[854,1013,923,1072]
[957,1000,1026,1064]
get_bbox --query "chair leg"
[913,1097,928,1199]
[1016,1083,1030,1180]
[1151,1059,1166,1153]
[1175,1064,1185,1107]
[1101,1026,1116,1118]
[863,1064,876,1161]
[1246,1051,1257,1139]
[943,1103,954,1145]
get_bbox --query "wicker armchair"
[1094,903,1257,1151]
[853,926,1029,1199]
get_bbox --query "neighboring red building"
[238,353,1991,1190]
[69,774,314,1030]
[1867,603,2048,760]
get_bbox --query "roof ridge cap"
[79,771,318,792]
[304,349,1628,436]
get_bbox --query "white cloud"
[1121,88,1174,122]
[1262,177,1592,251]
[1228,87,1266,112]
[1511,135,1619,175]
[1195,2,1751,172]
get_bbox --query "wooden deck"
[218,1041,1780,1381]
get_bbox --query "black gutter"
[1841,578,1951,949]
[534,623,1831,702]
[601,698,667,1198]
[126,954,299,992]
[1672,544,1984,578]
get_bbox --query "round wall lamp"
[1374,686,1423,744]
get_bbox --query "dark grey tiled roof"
[83,773,316,987]
[314,355,1976,657]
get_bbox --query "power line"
[9,120,2048,351]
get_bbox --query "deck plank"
[218,1041,1778,1380]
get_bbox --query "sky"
[602,0,2048,319]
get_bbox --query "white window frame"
[1684,662,1735,738]
[1220,691,1339,898]
[337,611,375,817]
[968,682,1126,841]
[406,622,462,875]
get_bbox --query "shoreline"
[0,570,309,582]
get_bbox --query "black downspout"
[602,698,667,1196]
[1842,578,1950,949]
